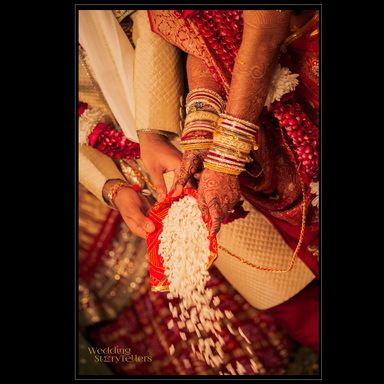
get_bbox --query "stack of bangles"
[180,88,225,151]
[204,113,259,175]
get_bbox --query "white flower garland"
[79,106,104,145]
[265,64,299,107]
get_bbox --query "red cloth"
[147,188,218,290]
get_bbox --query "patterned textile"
[78,186,293,375]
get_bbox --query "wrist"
[103,179,140,209]
[203,113,259,175]
[137,129,174,141]
[180,88,224,151]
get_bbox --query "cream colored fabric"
[215,199,315,310]
[78,47,116,125]
[78,10,184,204]
[79,146,125,203]
[131,11,184,136]
[79,10,138,142]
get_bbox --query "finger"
[139,194,152,215]
[171,183,184,198]
[207,199,224,235]
[173,154,204,196]
[149,169,168,202]
[123,217,149,239]
[197,192,209,220]
[121,195,156,234]
[171,162,192,197]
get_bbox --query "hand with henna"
[197,169,241,235]
[196,11,290,234]
[172,54,223,197]
[172,136,209,196]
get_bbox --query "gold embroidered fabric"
[112,10,135,23]
[79,11,184,203]
[79,46,116,124]
[131,11,184,136]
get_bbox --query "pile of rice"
[158,195,262,375]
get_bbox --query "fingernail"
[171,185,182,197]
[144,221,155,233]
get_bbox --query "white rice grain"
[159,195,257,375]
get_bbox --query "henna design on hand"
[198,169,241,234]
[176,149,208,187]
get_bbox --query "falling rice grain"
[227,323,236,335]
[213,296,220,306]
[224,310,234,319]
[226,363,237,375]
[238,326,251,344]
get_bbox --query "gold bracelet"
[216,127,259,151]
[211,142,251,160]
[215,126,255,144]
[180,138,213,145]
[209,147,251,163]
[184,110,219,126]
[181,142,212,150]
[106,180,131,208]
[204,161,243,175]
[186,101,221,115]
[206,154,245,168]
[213,133,253,153]
[205,157,244,171]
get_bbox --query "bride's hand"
[197,169,241,235]
[171,149,208,196]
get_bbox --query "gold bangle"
[186,102,221,115]
[204,161,243,175]
[106,181,131,208]
[215,126,255,144]
[213,133,253,153]
[180,137,212,145]
[184,110,219,126]
[181,143,212,150]
[210,142,251,160]
[205,157,245,171]
[209,147,251,163]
